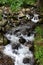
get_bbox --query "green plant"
[34,44,43,65]
[10,0,23,12]
[0,0,7,5]
[0,0,37,12]
[24,0,36,5]
[35,26,43,38]
[34,45,43,59]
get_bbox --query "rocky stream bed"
[0,6,43,65]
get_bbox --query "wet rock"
[0,52,14,65]
[0,46,5,52]
[18,11,25,20]
[25,13,34,20]
[0,34,4,45]
[0,19,7,27]
[0,39,3,45]
[0,52,3,59]
[22,8,31,14]
[25,8,31,12]
[19,11,25,16]
[17,28,30,35]
[24,41,34,52]
[13,12,19,15]
[25,41,34,52]
[23,57,30,64]
[4,21,36,43]
[12,25,31,35]
[7,19,14,27]
[0,34,7,46]
[27,32,31,36]
[22,8,26,13]
[13,22,35,35]
[18,16,26,20]
[29,45,34,52]
[17,19,27,25]
[4,24,12,31]
[3,37,10,45]
[12,12,19,20]
[26,14,31,20]
[0,8,3,13]
[24,41,33,47]
[15,21,21,26]
[12,43,20,50]
[2,7,10,19]
[19,37,26,44]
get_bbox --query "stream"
[0,8,40,65]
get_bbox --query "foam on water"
[3,44,17,58]
[31,14,39,23]
[3,27,35,65]
[21,34,34,42]
[5,33,34,43]
[4,33,20,43]
[3,44,33,65]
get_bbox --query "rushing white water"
[31,14,39,23]
[21,34,34,42]
[4,33,34,44]
[2,9,40,65]
[3,26,35,65]
[3,44,34,65]
[4,33,20,43]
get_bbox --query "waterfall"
[2,12,39,65]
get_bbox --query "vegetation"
[35,26,43,38]
[0,0,36,12]
[34,26,43,65]
[34,44,43,65]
